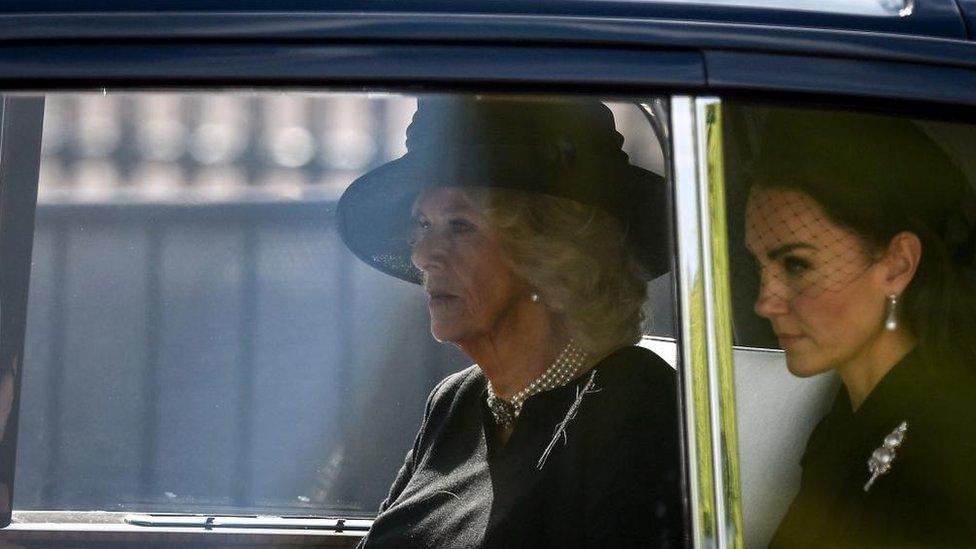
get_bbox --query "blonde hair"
[461,187,647,356]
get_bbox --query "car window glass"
[15,92,683,538]
[723,102,976,547]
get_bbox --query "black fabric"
[769,348,976,548]
[359,346,685,548]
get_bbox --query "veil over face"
[745,186,875,302]
[746,186,894,378]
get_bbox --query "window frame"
[0,88,700,547]
[0,96,44,530]
[0,16,972,547]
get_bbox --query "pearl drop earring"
[884,294,898,331]
[530,292,541,303]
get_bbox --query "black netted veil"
[725,105,975,348]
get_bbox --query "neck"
[838,327,916,411]
[459,306,564,399]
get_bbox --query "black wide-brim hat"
[337,96,670,284]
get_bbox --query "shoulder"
[905,352,976,432]
[583,346,681,468]
[913,355,976,441]
[411,365,485,450]
[425,364,485,410]
[593,345,676,391]
[589,345,678,415]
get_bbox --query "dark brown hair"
[749,106,976,368]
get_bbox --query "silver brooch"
[537,370,600,470]
[863,421,908,492]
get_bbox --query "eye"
[449,218,476,234]
[407,216,430,247]
[782,255,812,276]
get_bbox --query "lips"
[775,333,805,347]
[426,288,458,307]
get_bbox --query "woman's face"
[410,187,530,346]
[745,187,891,377]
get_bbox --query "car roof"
[0,0,974,109]
[0,0,969,40]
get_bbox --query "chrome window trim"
[671,96,743,548]
[697,97,744,548]
[0,511,365,546]
[0,511,372,547]
[671,96,713,548]
[732,345,784,354]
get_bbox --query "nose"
[410,228,447,274]
[753,270,790,319]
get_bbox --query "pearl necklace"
[486,339,588,428]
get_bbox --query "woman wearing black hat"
[337,97,683,547]
[738,106,976,547]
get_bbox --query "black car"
[0,1,973,547]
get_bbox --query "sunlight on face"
[745,187,889,377]
[409,187,529,346]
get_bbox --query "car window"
[722,102,976,548]
[11,92,684,541]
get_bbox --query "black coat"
[359,345,685,548]
[769,348,976,548]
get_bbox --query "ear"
[881,231,922,294]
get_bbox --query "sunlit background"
[38,94,412,204]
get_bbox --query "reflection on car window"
[17,92,682,542]
[724,103,976,547]
[665,0,911,16]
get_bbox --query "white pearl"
[488,339,587,425]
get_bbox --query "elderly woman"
[741,107,976,547]
[336,97,683,547]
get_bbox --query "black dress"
[769,349,976,548]
[359,345,685,548]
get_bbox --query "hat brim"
[337,146,671,284]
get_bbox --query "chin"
[429,322,463,345]
[784,355,831,378]
[429,327,452,344]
